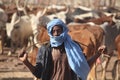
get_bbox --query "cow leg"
[115,60,120,80]
[101,54,111,80]
[113,59,120,80]
[0,39,3,54]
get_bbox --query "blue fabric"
[47,19,90,80]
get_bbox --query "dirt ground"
[0,47,119,80]
[0,48,34,80]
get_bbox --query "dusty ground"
[0,47,119,80]
[0,48,34,80]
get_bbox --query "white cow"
[6,12,36,54]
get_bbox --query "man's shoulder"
[38,41,51,54]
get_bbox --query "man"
[19,19,107,80]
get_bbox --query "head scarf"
[47,19,90,80]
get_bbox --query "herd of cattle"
[0,2,120,80]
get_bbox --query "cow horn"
[41,7,47,16]
[16,0,28,15]
[65,5,70,14]
[37,7,47,18]
[112,13,118,23]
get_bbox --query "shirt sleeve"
[32,45,46,78]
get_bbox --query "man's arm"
[18,49,36,73]
[18,46,45,78]
[87,45,107,68]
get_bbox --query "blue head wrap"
[47,19,68,47]
[47,19,90,80]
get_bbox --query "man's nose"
[54,31,59,36]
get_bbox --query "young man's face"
[51,25,63,36]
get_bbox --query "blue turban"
[47,19,90,80]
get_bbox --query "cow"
[67,23,104,59]
[5,4,51,55]
[6,11,35,55]
[5,0,42,55]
